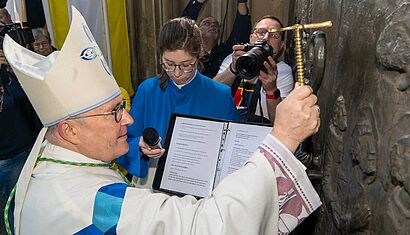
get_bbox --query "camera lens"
[235,42,273,79]
[236,55,261,79]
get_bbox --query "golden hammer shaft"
[268,21,332,85]
[294,29,304,86]
[304,21,333,29]
[268,21,333,32]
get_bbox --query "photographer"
[214,15,294,124]
[0,16,42,225]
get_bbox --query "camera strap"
[246,79,270,124]
[247,79,260,115]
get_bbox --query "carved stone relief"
[351,107,377,183]
[321,95,347,232]
[289,0,410,234]
[384,113,410,234]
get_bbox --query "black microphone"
[142,127,162,149]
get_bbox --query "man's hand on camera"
[258,56,278,93]
[230,44,246,75]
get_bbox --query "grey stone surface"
[289,0,410,234]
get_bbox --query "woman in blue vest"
[117,17,239,185]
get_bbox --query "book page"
[215,123,272,186]
[160,116,225,198]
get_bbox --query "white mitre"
[3,8,120,126]
[3,7,121,234]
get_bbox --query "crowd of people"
[0,1,322,234]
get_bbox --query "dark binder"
[153,113,272,198]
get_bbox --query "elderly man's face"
[33,36,53,56]
[199,16,220,42]
[74,95,133,162]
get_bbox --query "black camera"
[0,24,33,78]
[235,40,274,79]
[0,23,34,48]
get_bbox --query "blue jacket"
[117,71,239,177]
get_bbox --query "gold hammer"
[269,21,333,86]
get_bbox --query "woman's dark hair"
[158,17,202,90]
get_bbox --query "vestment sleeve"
[117,135,321,234]
[118,146,278,234]
[260,134,322,233]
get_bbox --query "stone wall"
[290,0,409,234]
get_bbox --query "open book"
[153,114,272,198]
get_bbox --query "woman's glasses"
[161,59,197,73]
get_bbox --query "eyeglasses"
[253,28,281,39]
[33,41,51,49]
[69,100,126,123]
[161,59,197,73]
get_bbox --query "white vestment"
[17,135,320,234]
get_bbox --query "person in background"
[182,0,251,78]
[3,8,321,234]
[214,15,294,124]
[0,30,42,233]
[30,28,56,56]
[0,8,12,25]
[116,17,239,187]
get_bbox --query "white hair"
[32,28,51,41]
